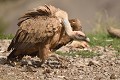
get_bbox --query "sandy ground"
[0,40,120,80]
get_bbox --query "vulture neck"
[63,19,73,36]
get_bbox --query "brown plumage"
[7,5,88,65]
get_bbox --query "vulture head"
[55,10,90,42]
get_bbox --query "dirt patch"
[0,40,120,80]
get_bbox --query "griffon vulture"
[7,5,89,65]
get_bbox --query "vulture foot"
[69,41,89,48]
[47,53,69,68]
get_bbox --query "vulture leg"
[38,44,50,66]
[37,44,68,67]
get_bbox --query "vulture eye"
[72,21,75,23]
[78,34,85,37]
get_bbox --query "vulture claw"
[47,53,69,68]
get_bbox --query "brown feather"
[18,5,58,26]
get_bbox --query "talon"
[48,53,69,66]
[81,41,89,48]
[49,54,63,61]
[69,41,89,48]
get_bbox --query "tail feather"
[7,40,14,51]
[7,49,17,61]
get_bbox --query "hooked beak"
[76,32,90,42]
[85,37,90,42]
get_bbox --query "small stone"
[57,76,65,78]
[110,73,117,79]
[104,48,109,52]
[87,61,94,66]
[94,77,102,80]
[42,68,51,74]
[0,51,5,53]
[22,65,36,72]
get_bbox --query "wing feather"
[8,16,61,51]
[18,5,58,26]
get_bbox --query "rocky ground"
[0,40,120,80]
